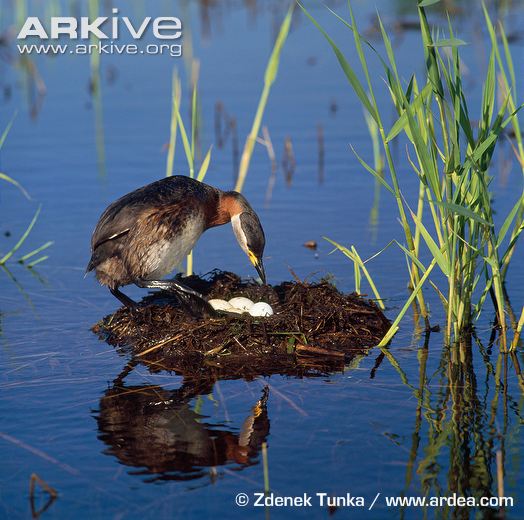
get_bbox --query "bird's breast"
[143,215,205,280]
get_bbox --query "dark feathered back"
[87,176,219,273]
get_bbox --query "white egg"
[208,299,233,311]
[249,302,274,317]
[227,307,245,314]
[228,297,254,311]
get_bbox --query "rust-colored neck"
[207,192,243,228]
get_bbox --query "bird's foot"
[110,287,139,310]
[177,291,218,319]
[136,278,217,319]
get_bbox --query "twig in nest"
[287,266,304,284]
[233,336,247,352]
[137,333,185,357]
[296,343,345,358]
[205,341,230,357]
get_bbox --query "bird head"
[226,192,266,284]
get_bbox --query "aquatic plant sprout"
[301,0,524,350]
[324,237,385,310]
[0,195,53,268]
[0,119,52,267]
[0,114,30,199]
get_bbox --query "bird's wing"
[91,198,139,251]
[90,177,190,251]
[86,199,142,273]
[88,176,215,273]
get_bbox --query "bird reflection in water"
[96,370,270,483]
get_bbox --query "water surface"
[1,1,523,518]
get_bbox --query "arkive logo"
[17,8,182,40]
[16,8,183,57]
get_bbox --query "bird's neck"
[207,192,243,228]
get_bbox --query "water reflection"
[399,333,523,519]
[88,0,107,179]
[18,56,46,120]
[214,100,240,182]
[94,325,524,513]
[96,366,270,483]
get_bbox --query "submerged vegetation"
[302,0,524,350]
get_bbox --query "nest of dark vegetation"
[93,271,390,379]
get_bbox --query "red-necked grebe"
[86,175,266,311]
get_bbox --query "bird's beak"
[248,250,266,284]
[255,259,266,285]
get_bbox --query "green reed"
[301,1,524,351]
[165,6,293,275]
[165,62,209,276]
[0,115,29,199]
[0,118,52,267]
[234,3,294,193]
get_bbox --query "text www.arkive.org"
[17,42,182,57]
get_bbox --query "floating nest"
[93,271,390,379]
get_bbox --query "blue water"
[1,1,523,518]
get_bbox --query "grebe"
[87,175,266,311]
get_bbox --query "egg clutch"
[208,296,274,317]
